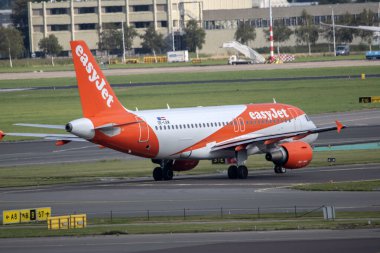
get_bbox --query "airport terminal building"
[27,0,379,55]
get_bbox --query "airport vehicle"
[366,51,380,60]
[0,41,345,181]
[336,45,350,56]
[228,55,254,65]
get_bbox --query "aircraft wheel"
[153,167,163,181]
[237,165,248,179]
[228,165,238,179]
[163,168,173,181]
[274,166,286,174]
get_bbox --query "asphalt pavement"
[0,229,379,253]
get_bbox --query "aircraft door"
[287,108,301,131]
[135,116,149,142]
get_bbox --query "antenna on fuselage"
[273,98,277,104]
[167,104,171,109]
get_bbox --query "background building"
[0,0,12,27]
[27,0,380,56]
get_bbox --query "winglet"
[0,130,5,141]
[335,120,344,133]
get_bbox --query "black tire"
[153,167,163,181]
[274,166,286,174]
[237,166,248,179]
[228,165,238,179]
[163,168,174,181]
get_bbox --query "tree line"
[1,0,378,67]
[234,8,379,55]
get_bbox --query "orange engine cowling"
[172,160,199,171]
[265,141,313,169]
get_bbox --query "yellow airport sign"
[47,215,70,230]
[48,214,86,230]
[3,210,20,224]
[2,207,51,224]
[37,207,51,221]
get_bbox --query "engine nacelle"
[172,160,199,171]
[65,118,95,140]
[265,141,313,169]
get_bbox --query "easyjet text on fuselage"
[249,108,290,121]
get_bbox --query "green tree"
[38,34,63,66]
[356,9,376,50]
[183,19,206,53]
[336,12,355,44]
[98,25,123,61]
[11,0,30,56]
[140,25,165,62]
[0,27,25,67]
[123,24,138,52]
[234,21,256,45]
[295,10,319,55]
[264,20,293,54]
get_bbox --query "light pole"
[7,37,12,68]
[121,20,126,63]
[331,6,336,56]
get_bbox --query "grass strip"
[0,218,379,238]
[0,150,379,188]
[1,78,380,139]
[0,65,379,89]
[292,180,380,192]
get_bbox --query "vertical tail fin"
[70,40,125,117]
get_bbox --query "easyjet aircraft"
[0,41,345,181]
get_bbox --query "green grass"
[1,65,379,89]
[0,150,379,188]
[292,180,380,192]
[1,76,380,138]
[293,54,365,62]
[1,212,379,238]
[0,59,227,73]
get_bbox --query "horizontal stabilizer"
[2,132,85,142]
[14,123,65,130]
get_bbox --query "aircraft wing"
[211,121,345,151]
[320,22,380,32]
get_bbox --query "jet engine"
[265,141,313,169]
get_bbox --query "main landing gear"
[227,149,249,179]
[274,165,286,174]
[227,165,248,179]
[152,160,173,181]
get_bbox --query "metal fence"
[65,205,380,221]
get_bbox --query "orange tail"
[70,40,125,118]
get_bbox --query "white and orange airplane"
[0,41,345,181]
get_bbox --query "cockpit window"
[305,115,311,121]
